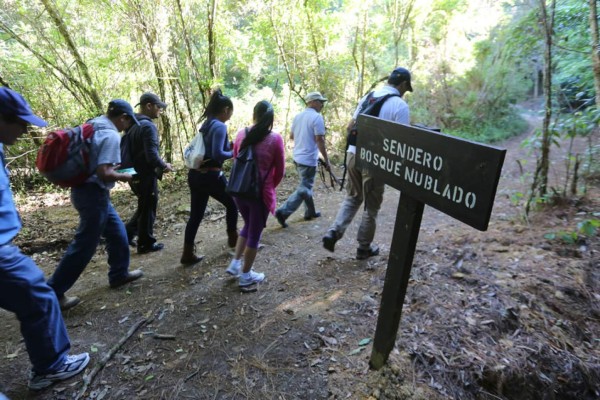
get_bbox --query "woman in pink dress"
[226,101,285,287]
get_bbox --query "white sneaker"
[28,352,90,390]
[239,270,265,287]
[226,259,242,276]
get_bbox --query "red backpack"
[36,123,96,187]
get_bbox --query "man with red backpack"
[122,92,173,254]
[322,67,413,259]
[47,100,144,310]
[0,87,89,390]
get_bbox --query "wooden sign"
[356,115,506,231]
[355,115,506,369]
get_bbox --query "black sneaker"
[275,210,288,228]
[356,244,380,260]
[137,243,164,254]
[28,353,90,390]
[322,230,339,252]
[304,211,321,221]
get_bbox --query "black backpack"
[226,129,264,200]
[346,92,400,147]
[120,129,135,169]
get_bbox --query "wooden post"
[370,193,424,369]
[354,115,506,369]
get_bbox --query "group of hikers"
[0,65,412,392]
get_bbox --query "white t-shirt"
[291,107,326,167]
[348,85,410,154]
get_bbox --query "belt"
[197,167,221,173]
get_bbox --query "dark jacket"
[126,114,167,176]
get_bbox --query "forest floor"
[0,103,598,400]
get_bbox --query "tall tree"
[590,0,600,106]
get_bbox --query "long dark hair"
[201,89,233,119]
[241,100,274,149]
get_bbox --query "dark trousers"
[126,174,158,248]
[184,170,238,246]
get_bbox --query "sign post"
[355,115,506,369]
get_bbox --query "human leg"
[0,244,70,374]
[48,184,108,298]
[323,153,364,252]
[103,202,143,286]
[183,172,210,246]
[181,171,209,263]
[125,179,141,245]
[238,200,268,286]
[227,197,249,276]
[136,174,159,249]
[210,174,238,247]
[356,173,385,256]
[276,163,316,221]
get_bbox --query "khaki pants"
[329,152,385,250]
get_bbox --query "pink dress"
[232,128,285,214]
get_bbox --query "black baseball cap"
[136,92,167,109]
[388,67,413,92]
[108,99,140,125]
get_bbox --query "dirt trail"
[1,106,598,400]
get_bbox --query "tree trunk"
[131,0,173,163]
[590,0,600,106]
[207,0,218,80]
[537,0,556,198]
[40,0,103,112]
[175,0,208,108]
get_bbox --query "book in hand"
[116,167,137,175]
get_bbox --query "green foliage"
[1,0,593,192]
[544,218,600,244]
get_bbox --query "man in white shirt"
[275,92,331,227]
[323,67,413,259]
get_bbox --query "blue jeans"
[277,163,317,218]
[48,183,130,296]
[0,244,70,374]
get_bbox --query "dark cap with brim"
[108,99,140,125]
[136,92,167,109]
[0,87,48,127]
[389,67,413,92]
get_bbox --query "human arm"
[140,122,169,170]
[209,122,233,162]
[272,134,286,187]
[315,135,330,170]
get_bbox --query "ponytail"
[241,100,274,148]
[202,89,233,120]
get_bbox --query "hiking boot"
[275,210,288,228]
[180,244,203,265]
[322,230,339,252]
[226,259,242,276]
[58,295,80,311]
[137,243,164,254]
[356,244,380,260]
[239,270,265,287]
[109,269,143,289]
[304,211,321,221]
[28,352,90,391]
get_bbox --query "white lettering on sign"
[361,141,478,210]
[383,139,443,171]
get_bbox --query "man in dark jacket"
[123,92,173,254]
